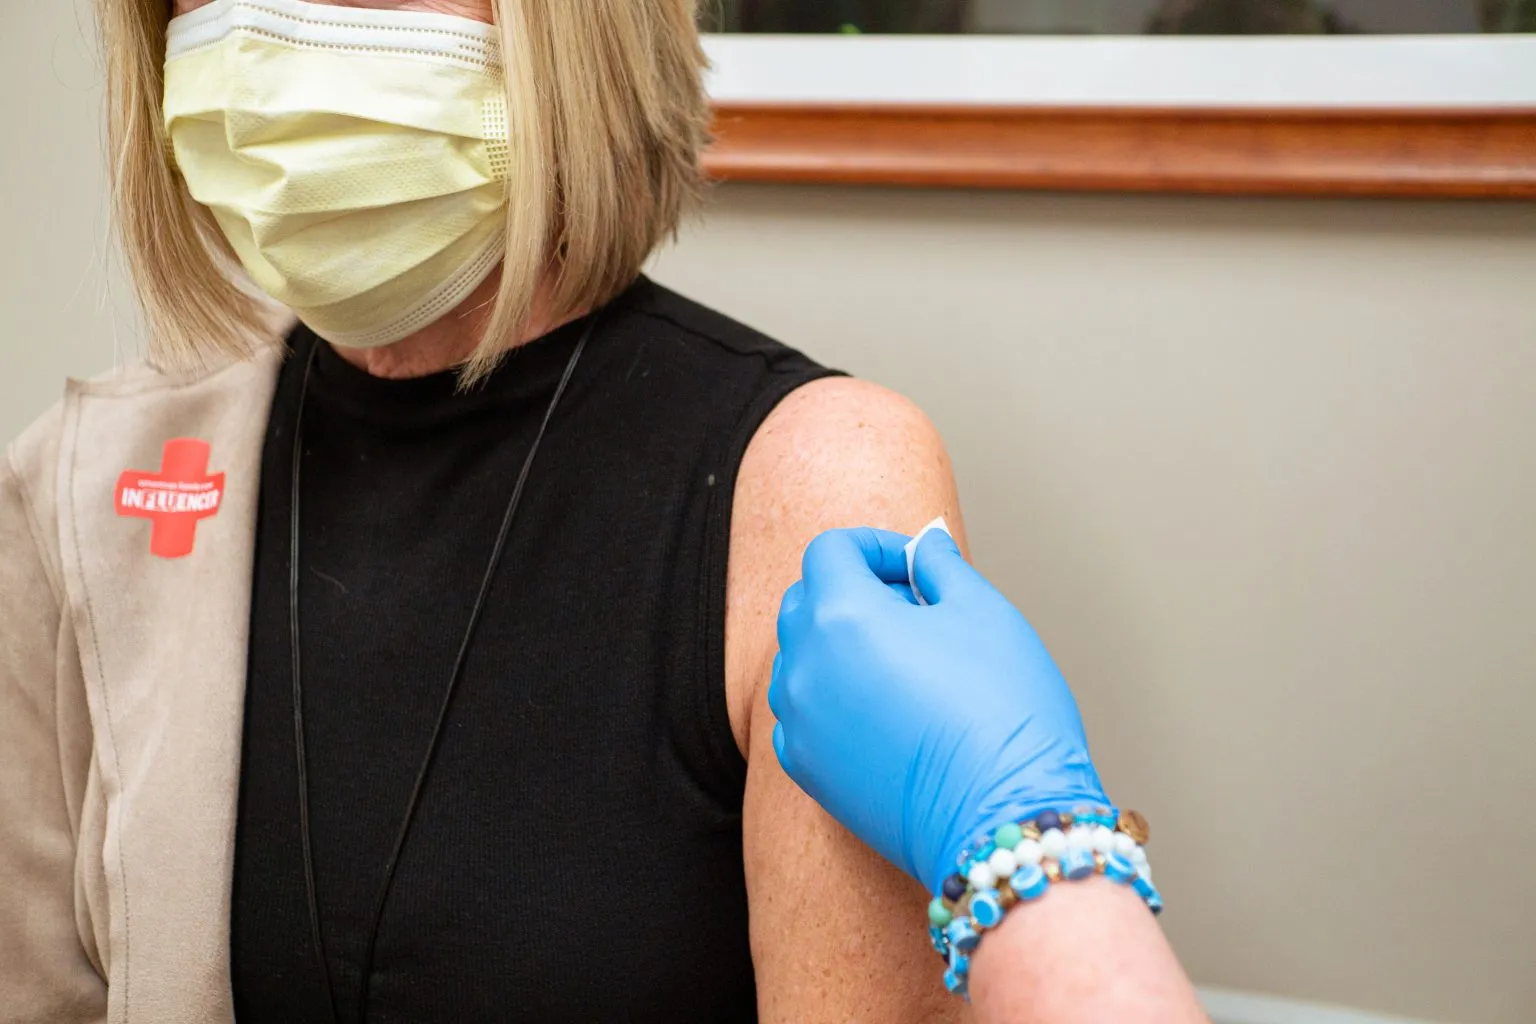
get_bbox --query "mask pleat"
[164,0,510,350]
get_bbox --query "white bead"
[1131,846,1151,873]
[967,862,998,890]
[1014,839,1043,865]
[1039,828,1067,859]
[1091,825,1116,855]
[1066,826,1094,852]
[987,848,1018,878]
[1113,832,1138,858]
[1138,864,1153,885]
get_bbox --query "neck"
[327,269,576,380]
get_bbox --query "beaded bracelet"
[925,807,1161,998]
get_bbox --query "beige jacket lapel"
[56,349,281,1023]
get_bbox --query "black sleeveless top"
[230,277,837,1023]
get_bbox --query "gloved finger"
[801,527,914,590]
[767,651,786,718]
[772,722,790,773]
[779,579,806,618]
[776,580,806,648]
[885,581,920,605]
[910,527,981,605]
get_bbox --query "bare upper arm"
[725,376,971,1023]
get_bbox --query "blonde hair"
[96,0,711,380]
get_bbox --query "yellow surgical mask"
[164,0,511,349]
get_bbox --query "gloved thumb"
[801,527,915,589]
[910,528,977,605]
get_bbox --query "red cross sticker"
[114,438,226,559]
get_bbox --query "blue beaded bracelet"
[925,807,1160,999]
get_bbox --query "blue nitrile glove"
[770,527,1111,894]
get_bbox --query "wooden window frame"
[699,36,1536,198]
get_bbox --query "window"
[705,0,1536,35]
[699,1,1536,197]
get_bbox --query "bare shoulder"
[739,376,959,526]
[726,376,966,749]
[724,375,968,1023]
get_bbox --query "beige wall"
[2,0,141,429]
[6,1,1536,1021]
[651,186,1536,1024]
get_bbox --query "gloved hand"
[771,527,1110,894]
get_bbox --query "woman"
[0,0,966,1021]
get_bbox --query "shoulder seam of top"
[633,309,775,366]
[622,292,794,370]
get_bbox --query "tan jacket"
[2,348,284,1024]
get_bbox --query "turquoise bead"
[928,898,953,927]
[970,889,1005,929]
[1071,805,1114,829]
[947,917,981,952]
[1133,877,1164,914]
[949,948,971,976]
[1061,847,1096,880]
[993,822,1024,850]
[944,967,966,995]
[1103,852,1136,884]
[1009,863,1050,901]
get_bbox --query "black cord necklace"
[287,314,598,1024]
